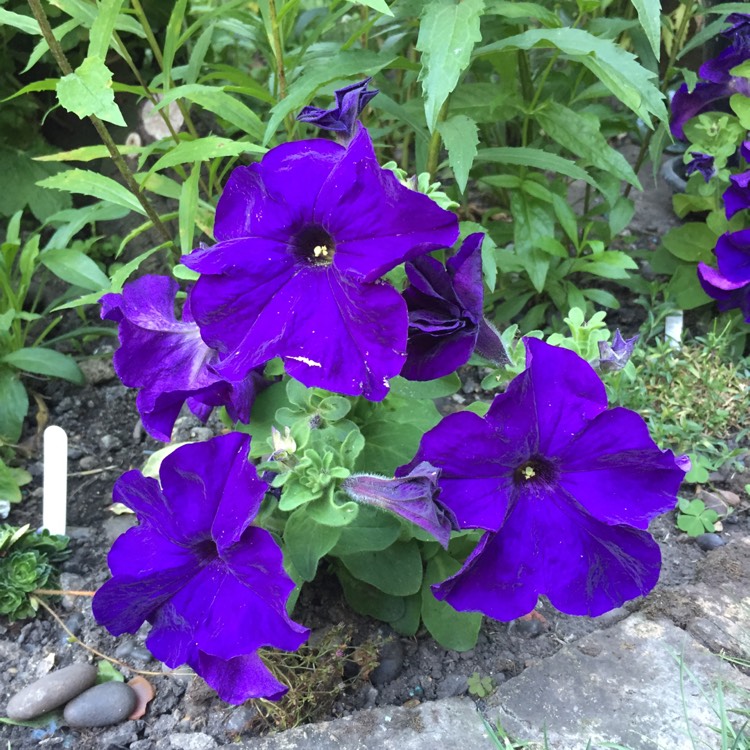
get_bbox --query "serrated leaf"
[37,169,145,215]
[41,249,109,291]
[2,348,84,384]
[437,114,478,193]
[477,28,666,126]
[534,102,640,188]
[56,56,125,127]
[630,0,661,60]
[148,137,265,176]
[417,0,485,131]
[357,0,394,15]
[88,0,125,60]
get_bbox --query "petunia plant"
[91,82,690,705]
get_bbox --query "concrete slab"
[484,613,750,750]
[233,696,493,750]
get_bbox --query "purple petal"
[433,493,662,620]
[670,82,732,140]
[698,262,750,319]
[558,407,685,530]
[715,229,750,284]
[597,329,638,373]
[724,171,750,220]
[699,45,749,84]
[447,233,484,315]
[297,78,379,139]
[192,651,288,704]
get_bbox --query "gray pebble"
[67,446,84,460]
[224,705,258,733]
[63,613,84,637]
[190,427,214,442]
[130,645,153,663]
[514,618,544,637]
[114,639,135,659]
[99,434,123,452]
[79,456,98,470]
[5,663,98,720]
[63,681,137,727]
[436,673,468,699]
[170,733,218,750]
[696,533,725,551]
[370,638,405,686]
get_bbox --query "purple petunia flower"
[698,262,750,321]
[183,127,459,400]
[399,339,687,621]
[101,275,267,442]
[597,329,638,373]
[722,13,750,51]
[297,78,379,140]
[400,233,507,381]
[715,228,750,283]
[724,171,750,219]
[341,462,456,548]
[684,152,716,182]
[92,433,308,704]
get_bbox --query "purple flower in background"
[400,233,507,381]
[597,330,639,373]
[741,140,750,163]
[297,78,379,140]
[670,77,750,140]
[184,127,459,400]
[723,171,750,219]
[400,339,687,621]
[101,276,266,442]
[342,462,456,548]
[715,228,750,283]
[92,433,308,704]
[721,13,750,50]
[684,152,716,182]
[698,263,750,321]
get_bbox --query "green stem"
[26,0,173,248]
[268,0,287,101]
[426,101,450,178]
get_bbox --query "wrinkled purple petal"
[724,171,750,220]
[698,262,750,320]
[342,463,454,548]
[193,651,288,703]
[597,329,638,372]
[684,152,715,182]
[297,78,378,139]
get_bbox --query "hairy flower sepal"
[92,433,309,704]
[401,338,688,621]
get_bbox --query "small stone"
[129,645,153,663]
[67,446,84,460]
[436,673,468,699]
[5,663,98,720]
[715,489,741,507]
[79,456,98,471]
[63,681,138,727]
[63,613,84,637]
[190,427,214,442]
[114,639,135,659]
[696,533,726,551]
[371,638,405,687]
[99,434,123,452]
[78,357,115,385]
[96,722,139,748]
[169,733,218,750]
[578,642,603,657]
[514,618,544,637]
[224,705,258,734]
[697,489,732,517]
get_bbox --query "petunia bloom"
[342,462,456,548]
[723,171,750,219]
[714,228,750,283]
[399,338,687,621]
[698,262,750,321]
[297,78,379,140]
[101,275,267,442]
[684,152,716,182]
[597,329,638,373]
[92,433,308,704]
[183,127,459,400]
[400,233,507,381]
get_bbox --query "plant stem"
[426,102,449,178]
[34,588,95,597]
[27,0,173,247]
[268,0,287,101]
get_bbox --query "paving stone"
[234,697,491,749]
[484,613,750,749]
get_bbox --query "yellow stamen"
[522,466,536,480]
[313,245,329,258]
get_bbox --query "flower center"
[513,456,558,488]
[194,537,219,562]
[291,224,336,266]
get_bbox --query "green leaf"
[330,506,402,556]
[485,1,560,26]
[284,509,341,582]
[666,264,712,310]
[336,565,406,623]
[162,0,189,89]
[534,102,640,188]
[156,85,264,139]
[88,0,125,60]
[421,550,482,651]
[95,660,125,684]
[730,94,750,129]
[511,192,554,292]
[417,0,485,131]
[388,593,421,636]
[0,367,29,443]
[0,8,40,35]
[2,348,84,384]
[34,144,143,162]
[676,514,704,536]
[0,458,23,503]
[178,162,200,255]
[357,0,394,15]
[341,540,423,596]
[437,115,478,193]
[389,373,461,399]
[629,0,661,60]
[661,223,718,264]
[56,56,126,127]
[40,249,110,291]
[476,147,597,188]
[358,420,425,475]
[477,28,666,126]
[37,169,145,215]
[148,137,265,176]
